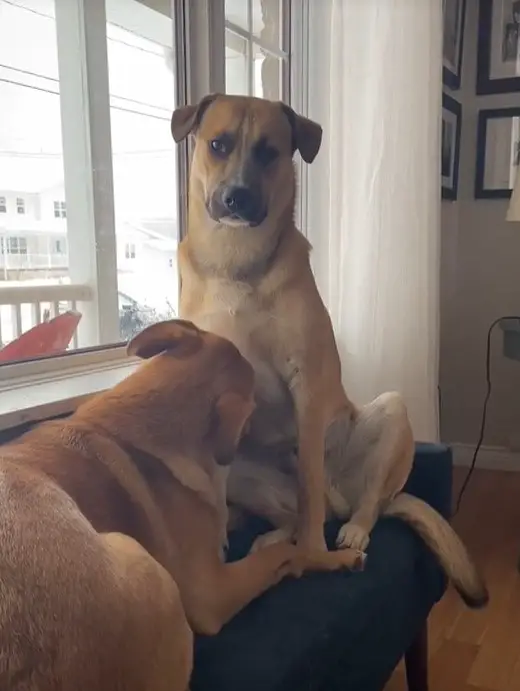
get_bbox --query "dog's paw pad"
[336,522,370,552]
[250,528,293,554]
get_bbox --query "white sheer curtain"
[305,0,442,441]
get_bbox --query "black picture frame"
[475,107,520,198]
[442,93,462,201]
[443,0,467,90]
[477,0,520,95]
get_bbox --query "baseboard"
[451,443,520,472]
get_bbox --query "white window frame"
[289,0,309,233]
[0,0,309,431]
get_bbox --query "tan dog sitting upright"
[173,94,340,553]
[0,320,362,691]
[172,95,489,608]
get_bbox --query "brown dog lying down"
[0,319,363,691]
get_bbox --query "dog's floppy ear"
[281,104,323,164]
[212,392,255,466]
[127,319,202,360]
[171,93,220,142]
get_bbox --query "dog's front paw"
[250,527,295,554]
[287,546,367,579]
[296,529,328,553]
[336,522,370,552]
[327,548,367,572]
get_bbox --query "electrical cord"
[454,315,520,514]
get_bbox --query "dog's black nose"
[223,186,255,216]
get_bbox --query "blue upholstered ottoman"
[192,443,452,691]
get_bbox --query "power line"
[0,76,58,97]
[0,63,58,85]
[1,0,53,21]
[1,0,172,57]
[0,77,172,121]
[0,149,173,157]
[107,29,171,58]
[0,64,173,115]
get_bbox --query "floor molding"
[451,443,520,472]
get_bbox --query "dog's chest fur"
[183,277,297,446]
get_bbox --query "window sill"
[0,360,139,431]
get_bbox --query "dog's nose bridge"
[227,121,259,187]
[226,156,259,192]
[227,162,248,189]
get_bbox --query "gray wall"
[440,0,520,448]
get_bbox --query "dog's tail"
[383,492,488,609]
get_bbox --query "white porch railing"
[0,284,94,350]
[0,253,68,271]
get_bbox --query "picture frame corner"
[474,106,520,200]
[476,0,520,96]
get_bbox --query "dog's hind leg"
[227,453,301,552]
[227,392,414,555]
[335,493,383,552]
[326,392,414,552]
[227,455,299,521]
[103,532,194,691]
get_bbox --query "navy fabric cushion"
[192,443,453,691]
[408,442,452,519]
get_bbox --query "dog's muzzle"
[210,185,267,227]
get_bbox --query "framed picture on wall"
[442,94,462,201]
[477,0,520,94]
[443,0,467,89]
[475,107,520,198]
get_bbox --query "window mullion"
[55,0,119,345]
[171,0,189,241]
[247,0,254,95]
[290,0,309,233]
[281,0,291,103]
[184,0,225,102]
[177,0,225,239]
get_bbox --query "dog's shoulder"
[260,232,332,331]
[1,418,135,511]
[2,419,91,465]
[265,230,318,298]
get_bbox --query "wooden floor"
[385,467,520,691]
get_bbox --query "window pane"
[226,0,282,49]
[252,0,282,49]
[226,29,249,95]
[225,0,249,32]
[0,0,73,355]
[225,1,287,99]
[106,0,179,342]
[0,0,180,363]
[253,45,283,100]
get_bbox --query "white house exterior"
[0,183,177,287]
[0,187,68,280]
[0,175,178,345]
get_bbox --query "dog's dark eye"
[209,137,232,158]
[253,138,279,167]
